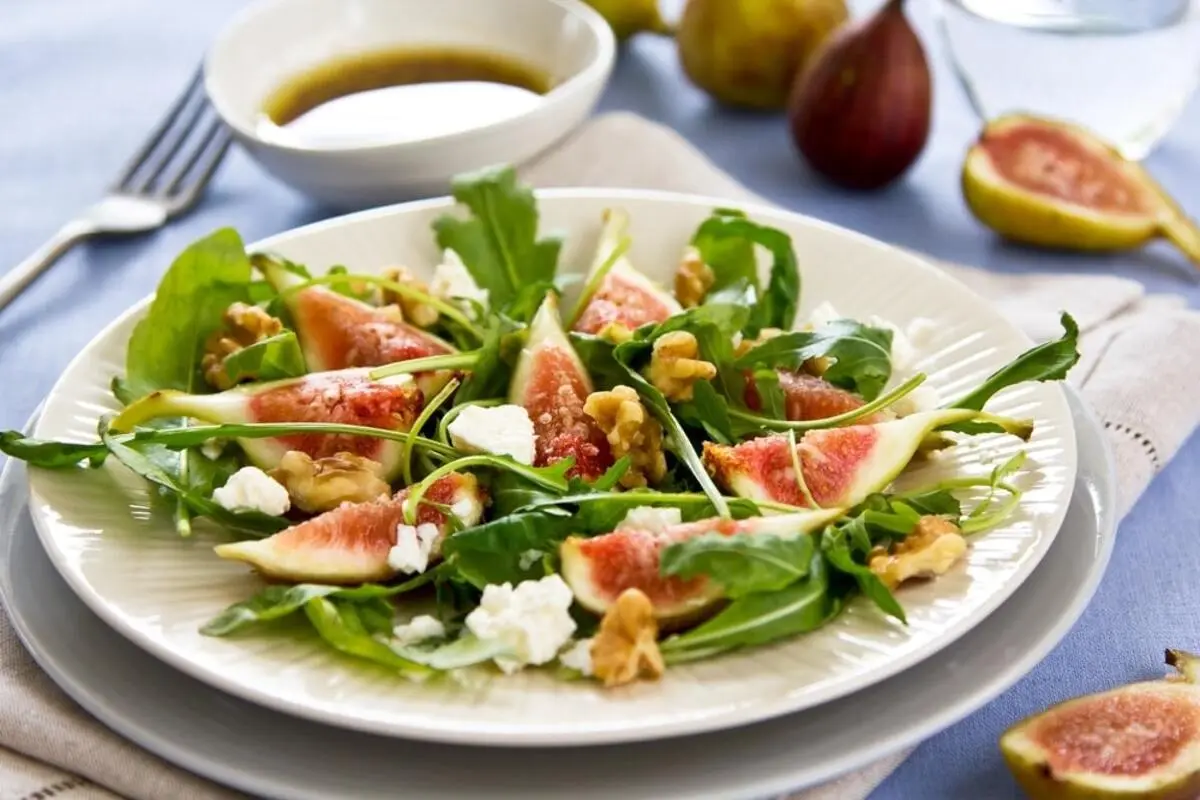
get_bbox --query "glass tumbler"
[936,0,1200,159]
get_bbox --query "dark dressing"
[258,47,554,147]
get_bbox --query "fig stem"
[401,377,460,486]
[369,351,480,380]
[1160,214,1200,267]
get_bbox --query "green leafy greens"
[433,165,562,322]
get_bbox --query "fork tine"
[111,67,204,192]
[158,113,225,197]
[124,84,212,195]
[165,121,233,216]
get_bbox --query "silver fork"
[0,68,233,311]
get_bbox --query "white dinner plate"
[0,388,1113,798]
[24,190,1079,745]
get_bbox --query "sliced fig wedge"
[571,208,682,336]
[510,294,613,480]
[746,370,892,424]
[704,408,1030,508]
[111,368,424,480]
[963,113,1200,266]
[1001,649,1200,800]
[260,258,458,378]
[215,472,484,584]
[561,508,844,623]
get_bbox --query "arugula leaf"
[611,340,729,517]
[432,165,562,321]
[820,524,906,623]
[892,487,962,519]
[441,510,574,588]
[304,597,430,677]
[201,572,439,636]
[455,315,523,403]
[411,633,509,671]
[690,209,800,334]
[750,368,786,419]
[679,380,736,444]
[735,320,894,401]
[659,550,839,661]
[98,419,286,537]
[569,332,626,390]
[660,532,815,597]
[122,228,254,399]
[216,331,307,386]
[947,312,1080,412]
[0,432,108,468]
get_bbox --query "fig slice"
[1001,649,1200,800]
[215,472,484,584]
[746,370,892,424]
[260,257,458,380]
[703,408,1030,508]
[962,113,1200,266]
[510,294,613,480]
[561,508,845,623]
[571,208,682,336]
[110,368,424,480]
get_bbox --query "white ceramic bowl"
[203,0,615,208]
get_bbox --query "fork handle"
[0,220,96,311]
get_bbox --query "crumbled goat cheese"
[431,249,489,307]
[393,615,447,646]
[619,506,683,535]
[387,522,440,574]
[212,467,291,516]
[558,638,594,676]
[891,384,942,417]
[464,575,578,674]
[447,404,537,465]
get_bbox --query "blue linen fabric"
[1,1,1198,798]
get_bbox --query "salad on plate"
[2,166,1081,689]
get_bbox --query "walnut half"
[591,588,665,688]
[268,451,391,514]
[673,246,715,308]
[381,267,439,328]
[648,331,717,402]
[868,516,967,589]
[201,303,284,390]
[583,386,667,489]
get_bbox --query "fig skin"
[1000,649,1200,800]
[678,0,849,111]
[786,0,931,190]
[962,113,1200,267]
[583,0,672,40]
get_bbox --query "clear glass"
[936,0,1200,159]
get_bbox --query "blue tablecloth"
[2,2,1199,797]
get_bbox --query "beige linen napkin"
[4,112,1199,800]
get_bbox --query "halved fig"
[704,408,1030,508]
[571,209,682,336]
[962,113,1200,266]
[746,370,892,424]
[561,509,844,623]
[215,472,484,584]
[1001,649,1200,800]
[510,294,613,480]
[260,257,458,380]
[111,368,424,480]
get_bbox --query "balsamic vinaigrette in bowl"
[256,46,554,148]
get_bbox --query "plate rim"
[23,187,1081,746]
[0,386,1113,798]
